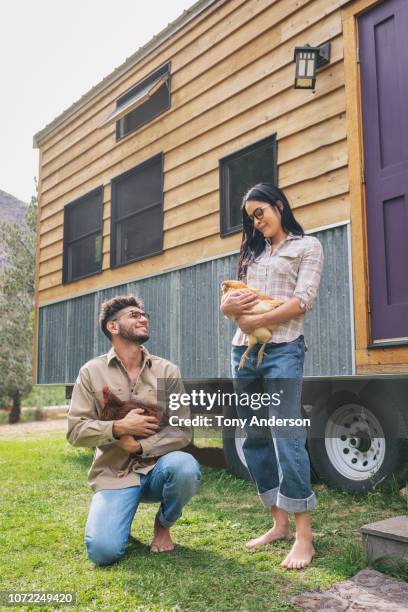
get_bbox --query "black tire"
[222,404,250,480]
[308,394,406,493]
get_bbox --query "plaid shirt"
[232,233,324,346]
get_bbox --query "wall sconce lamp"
[293,42,331,89]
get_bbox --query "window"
[62,187,103,284]
[110,153,163,267]
[219,134,278,237]
[101,63,171,139]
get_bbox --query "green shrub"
[21,407,43,422]
[22,385,66,409]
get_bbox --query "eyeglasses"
[113,310,150,322]
[247,206,270,223]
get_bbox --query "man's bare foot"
[150,514,175,553]
[280,538,315,569]
[246,525,293,550]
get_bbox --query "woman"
[221,183,323,570]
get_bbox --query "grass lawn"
[0,431,406,611]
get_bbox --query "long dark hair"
[237,183,304,281]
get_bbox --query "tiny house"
[33,0,408,490]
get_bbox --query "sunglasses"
[113,310,150,321]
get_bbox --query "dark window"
[115,63,170,140]
[62,187,103,284]
[110,153,163,267]
[219,134,278,237]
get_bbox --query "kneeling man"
[67,295,200,566]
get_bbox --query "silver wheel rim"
[234,430,248,468]
[324,403,386,481]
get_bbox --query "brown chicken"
[100,386,158,421]
[221,280,285,369]
[100,386,160,477]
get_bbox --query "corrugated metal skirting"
[38,225,354,383]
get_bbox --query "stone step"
[361,515,408,564]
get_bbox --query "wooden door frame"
[342,0,408,373]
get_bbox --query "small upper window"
[219,134,278,237]
[62,187,103,284]
[110,153,164,268]
[101,63,171,139]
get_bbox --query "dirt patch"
[0,418,68,440]
[185,444,226,468]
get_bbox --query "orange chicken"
[221,280,284,369]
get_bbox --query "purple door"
[359,0,408,343]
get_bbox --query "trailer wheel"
[222,405,250,480]
[308,398,405,493]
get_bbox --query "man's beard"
[117,322,149,344]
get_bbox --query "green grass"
[0,434,406,612]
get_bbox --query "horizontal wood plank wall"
[36,0,350,304]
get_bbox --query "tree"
[0,197,37,423]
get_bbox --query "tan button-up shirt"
[67,345,192,491]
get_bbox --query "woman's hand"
[236,314,261,334]
[221,291,259,318]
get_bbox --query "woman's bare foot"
[150,514,175,553]
[246,524,293,550]
[280,538,315,569]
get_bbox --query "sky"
[0,0,194,204]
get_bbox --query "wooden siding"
[36,0,351,305]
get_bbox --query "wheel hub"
[324,403,386,481]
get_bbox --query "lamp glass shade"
[294,47,317,89]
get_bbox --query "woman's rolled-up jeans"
[231,335,316,513]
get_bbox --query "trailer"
[34,0,408,492]
[209,376,408,492]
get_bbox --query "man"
[67,295,200,566]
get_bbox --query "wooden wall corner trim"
[342,5,371,351]
[33,151,42,386]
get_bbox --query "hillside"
[0,189,28,268]
[0,189,27,225]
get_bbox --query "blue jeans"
[231,336,316,513]
[85,451,201,566]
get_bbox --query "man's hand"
[113,408,159,438]
[116,434,142,454]
[221,290,259,319]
